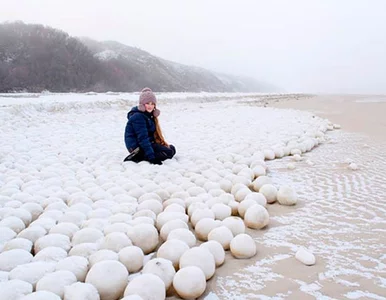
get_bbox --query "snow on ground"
[2,92,380,299]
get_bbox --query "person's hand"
[149,158,163,165]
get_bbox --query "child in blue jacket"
[124,88,176,165]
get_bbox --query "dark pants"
[130,144,176,163]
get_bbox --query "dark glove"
[149,158,163,165]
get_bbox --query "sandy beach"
[204,94,386,299]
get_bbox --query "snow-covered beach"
[0,93,385,299]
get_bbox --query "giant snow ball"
[33,246,68,263]
[167,228,196,248]
[36,270,77,298]
[34,234,71,253]
[251,176,272,192]
[199,240,225,267]
[211,203,231,220]
[244,204,270,229]
[127,223,159,254]
[156,212,188,231]
[277,185,298,205]
[68,242,99,258]
[19,290,61,300]
[2,237,32,252]
[222,216,246,236]
[142,258,176,290]
[98,232,132,252]
[9,261,56,288]
[63,282,100,300]
[17,225,46,243]
[72,228,104,245]
[230,234,257,259]
[49,222,79,238]
[124,273,165,300]
[191,208,215,228]
[0,249,33,272]
[207,226,234,250]
[0,279,33,300]
[89,249,119,267]
[194,218,222,241]
[85,260,128,300]
[173,266,206,300]
[156,239,189,270]
[259,184,278,204]
[55,255,89,282]
[160,219,189,241]
[179,247,215,280]
[118,246,144,273]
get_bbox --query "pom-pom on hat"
[138,87,160,117]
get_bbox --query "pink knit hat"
[138,87,160,117]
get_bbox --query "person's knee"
[169,145,176,156]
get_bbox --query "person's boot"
[123,147,140,162]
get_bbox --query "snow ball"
[5,208,32,226]
[287,163,296,170]
[81,218,110,230]
[133,209,156,221]
[127,224,158,254]
[33,246,68,262]
[34,234,71,253]
[187,186,206,197]
[17,226,46,243]
[39,210,64,221]
[295,247,316,266]
[251,176,272,192]
[156,212,188,231]
[234,188,252,202]
[68,243,99,258]
[222,216,246,236]
[121,295,144,300]
[103,223,131,235]
[244,204,269,229]
[2,237,32,252]
[59,211,86,227]
[109,213,134,224]
[277,186,298,206]
[292,154,302,161]
[333,123,341,129]
[0,249,33,272]
[63,282,100,300]
[89,249,119,267]
[290,148,302,156]
[238,199,259,218]
[163,203,185,214]
[186,202,206,217]
[259,184,277,204]
[274,148,285,158]
[349,162,359,170]
[156,239,189,269]
[87,208,112,219]
[137,200,163,215]
[19,291,61,300]
[72,228,104,245]
[29,217,56,231]
[129,216,154,226]
[194,218,222,242]
[49,222,79,238]
[45,202,68,212]
[138,192,162,204]
[252,165,266,178]
[55,256,89,281]
[173,266,206,299]
[167,228,196,248]
[98,232,132,252]
[36,270,77,298]
[143,258,175,290]
[86,260,128,300]
[200,241,225,267]
[179,247,215,280]
[124,273,165,300]
[211,203,231,220]
[230,234,257,259]
[162,198,186,210]
[244,192,267,207]
[9,261,56,288]
[263,149,275,160]
[160,219,188,241]
[68,203,93,215]
[118,246,144,273]
[0,279,33,300]
[0,216,25,233]
[207,226,234,250]
[191,208,215,228]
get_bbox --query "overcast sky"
[1,0,386,93]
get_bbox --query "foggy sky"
[1,0,386,93]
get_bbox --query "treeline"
[0,22,267,93]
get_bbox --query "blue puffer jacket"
[124,107,156,160]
